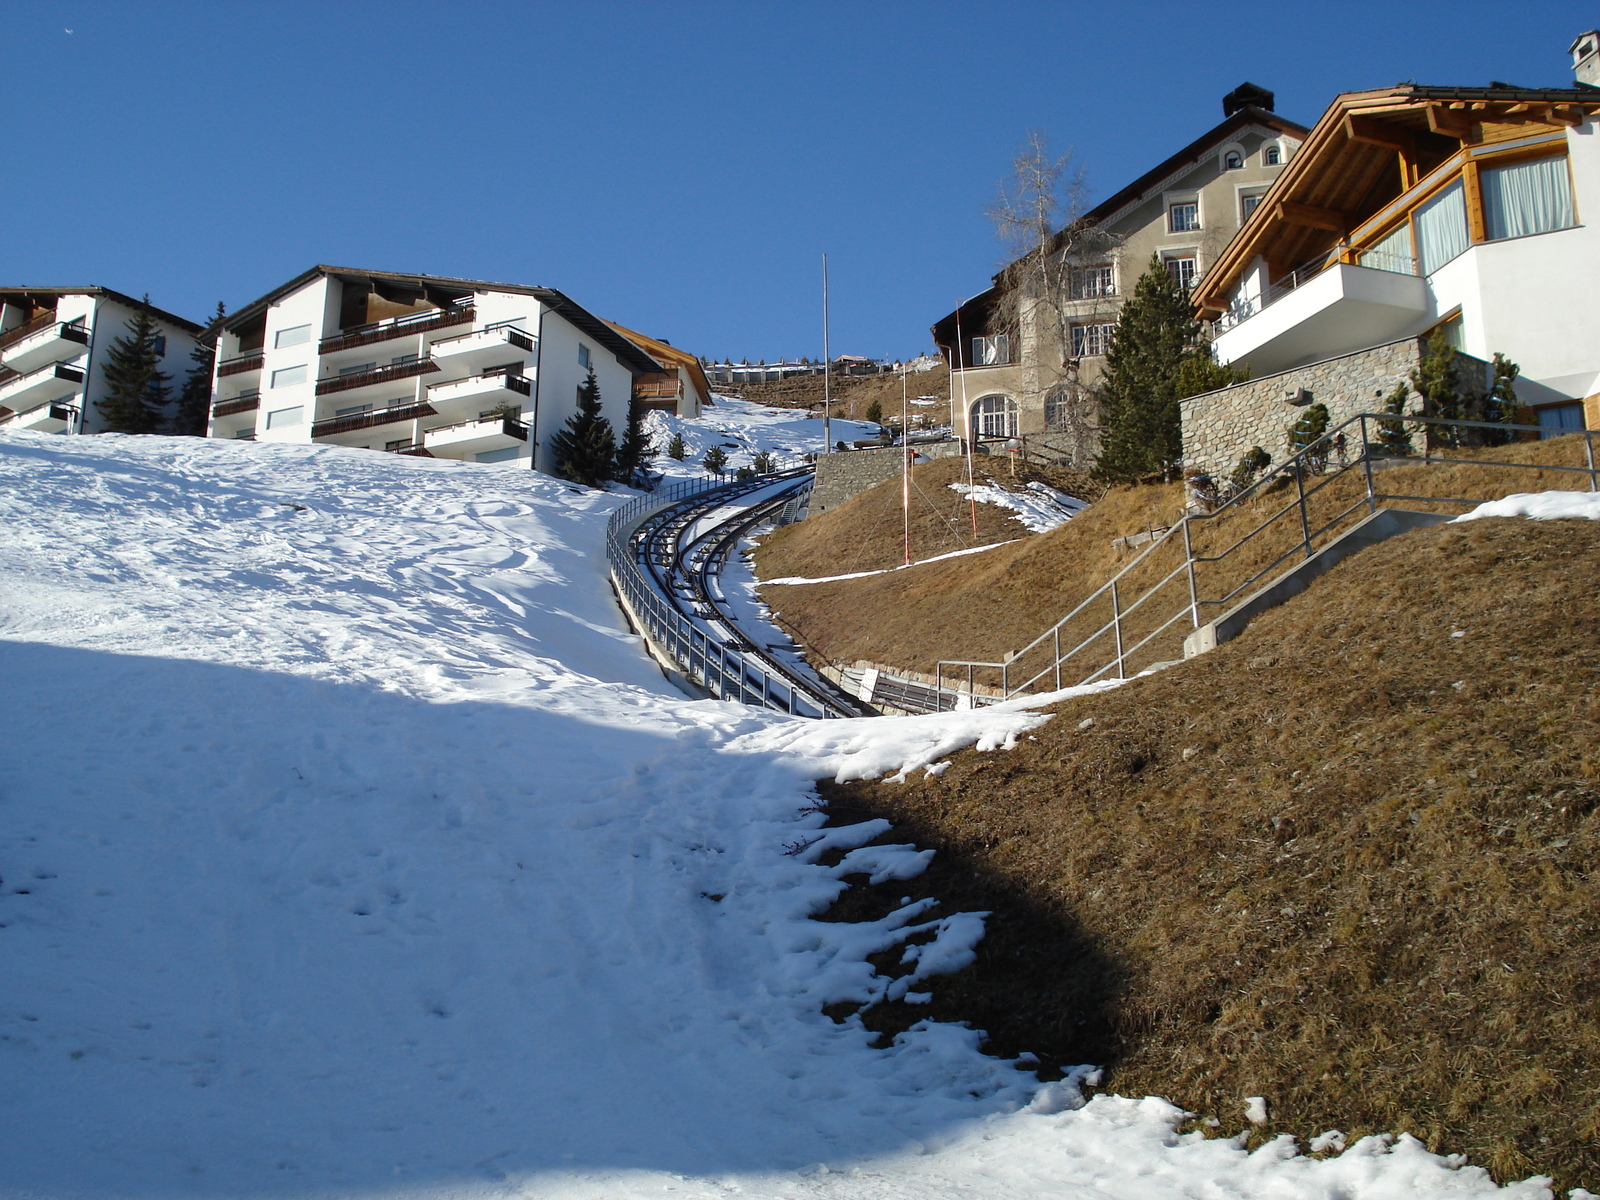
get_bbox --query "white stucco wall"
[77,295,203,436]
[255,278,331,443]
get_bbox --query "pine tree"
[1286,402,1331,466]
[702,445,728,475]
[1092,256,1220,484]
[549,369,616,487]
[614,398,652,485]
[1491,352,1521,428]
[1229,446,1271,493]
[1409,330,1462,446]
[864,399,883,426]
[751,450,775,474]
[95,299,172,434]
[174,301,225,436]
[666,432,688,460]
[1376,383,1413,456]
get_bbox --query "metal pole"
[1053,628,1061,691]
[822,254,831,454]
[1294,464,1313,558]
[1111,582,1125,681]
[1361,416,1377,514]
[1181,517,1200,629]
[1586,431,1598,493]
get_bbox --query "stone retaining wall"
[1181,337,1491,479]
[810,440,966,514]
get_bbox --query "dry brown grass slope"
[817,515,1600,1188]
[762,434,1595,680]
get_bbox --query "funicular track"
[608,471,875,719]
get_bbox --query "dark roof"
[0,286,203,334]
[222,266,663,375]
[932,104,1311,340]
[1402,83,1600,101]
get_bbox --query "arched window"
[1264,144,1281,166]
[970,394,1018,440]
[1224,150,1243,170]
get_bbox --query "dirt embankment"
[818,516,1600,1188]
[760,434,1594,678]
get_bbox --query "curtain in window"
[1482,156,1575,240]
[1359,222,1415,275]
[1414,180,1469,276]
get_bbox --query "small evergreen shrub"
[667,432,687,460]
[703,445,728,475]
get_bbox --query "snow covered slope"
[0,432,1542,1199]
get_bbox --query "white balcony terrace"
[424,370,532,419]
[427,321,536,368]
[3,400,75,432]
[0,360,85,412]
[421,414,530,458]
[0,316,89,374]
[1212,254,1428,375]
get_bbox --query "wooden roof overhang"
[1193,86,1600,319]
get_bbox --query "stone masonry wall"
[811,441,965,515]
[1182,337,1492,480]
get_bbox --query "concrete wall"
[1180,336,1492,479]
[810,440,966,515]
[77,295,203,436]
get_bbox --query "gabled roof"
[932,104,1310,342]
[603,321,713,400]
[1193,84,1600,317]
[221,266,663,375]
[0,286,203,334]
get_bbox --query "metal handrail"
[936,412,1599,704]
[607,471,852,718]
[318,306,476,354]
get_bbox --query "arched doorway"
[970,394,1018,441]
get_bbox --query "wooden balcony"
[318,307,475,356]
[211,393,261,418]
[315,358,439,396]
[311,399,437,438]
[0,311,60,354]
[217,351,265,377]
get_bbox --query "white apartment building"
[206,267,662,470]
[0,288,203,435]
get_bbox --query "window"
[1415,180,1469,275]
[152,335,166,358]
[1240,192,1266,221]
[1069,265,1115,299]
[476,446,522,463]
[969,394,1018,440]
[233,429,254,440]
[1168,201,1199,233]
[1070,323,1115,357]
[1224,150,1243,171]
[1537,404,1585,438]
[1044,389,1071,429]
[274,324,312,349]
[270,364,307,388]
[1430,312,1465,353]
[1482,155,1575,241]
[970,335,1009,366]
[335,403,373,417]
[1165,256,1198,291]
[265,405,303,429]
[385,438,412,451]
[1264,145,1281,166]
[578,344,591,369]
[338,362,377,377]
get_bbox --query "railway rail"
[607,472,875,719]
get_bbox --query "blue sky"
[4,1,1593,359]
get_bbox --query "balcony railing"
[315,358,440,396]
[1214,246,1420,333]
[311,399,438,438]
[429,319,535,354]
[423,415,530,445]
[212,392,261,418]
[0,359,84,398]
[217,350,265,377]
[0,311,59,354]
[318,306,475,355]
[635,378,684,399]
[425,371,532,401]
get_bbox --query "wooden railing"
[318,307,474,355]
[0,311,59,354]
[634,379,684,399]
[217,351,265,377]
[311,400,437,438]
[211,393,261,418]
[315,358,439,396]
